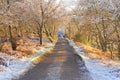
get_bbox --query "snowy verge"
[0,43,55,80]
[68,40,120,80]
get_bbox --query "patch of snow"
[0,43,55,80]
[69,40,120,80]
[68,40,76,47]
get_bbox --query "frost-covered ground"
[0,43,55,80]
[69,40,120,80]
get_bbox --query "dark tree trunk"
[9,25,17,50]
[39,5,44,45]
[39,26,43,45]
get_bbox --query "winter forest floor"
[0,38,120,80]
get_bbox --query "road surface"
[18,39,93,80]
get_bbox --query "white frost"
[0,43,55,80]
[69,40,120,80]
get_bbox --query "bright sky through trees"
[56,0,77,11]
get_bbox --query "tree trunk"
[118,40,120,58]
[68,24,71,39]
[9,25,17,50]
[95,23,107,52]
[114,20,120,58]
[39,5,44,45]
[43,25,53,43]
[39,26,43,45]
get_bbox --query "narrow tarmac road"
[18,39,93,80]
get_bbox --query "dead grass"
[32,48,53,64]
[76,42,116,59]
[1,36,48,59]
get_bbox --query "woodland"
[0,0,120,59]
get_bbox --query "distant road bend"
[18,39,93,80]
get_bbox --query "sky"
[56,0,77,11]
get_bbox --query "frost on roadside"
[0,43,55,80]
[68,40,120,80]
